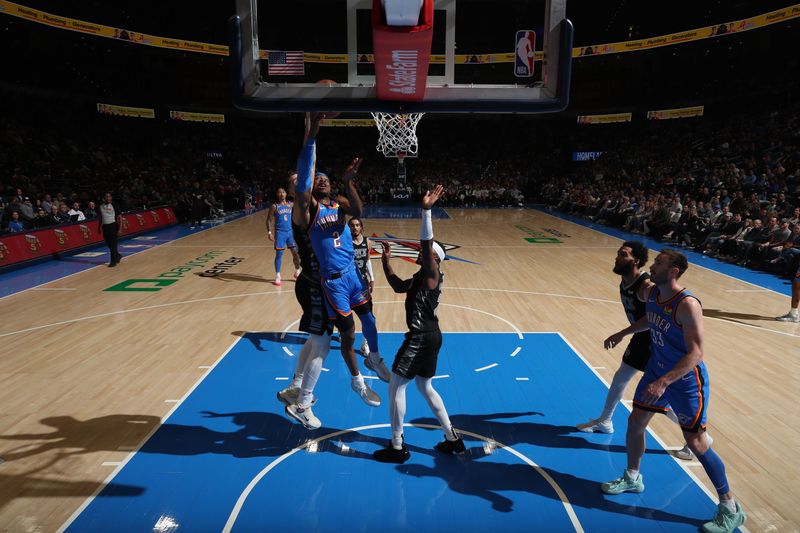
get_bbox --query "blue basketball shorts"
[633,361,709,433]
[321,266,371,319]
[274,230,296,250]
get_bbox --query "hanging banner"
[169,110,225,123]
[320,118,376,127]
[97,103,155,119]
[577,113,632,125]
[647,105,704,120]
[2,1,798,63]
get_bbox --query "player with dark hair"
[266,186,301,286]
[349,216,375,356]
[601,249,746,533]
[288,113,389,427]
[373,185,465,464]
[577,241,696,460]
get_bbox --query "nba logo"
[514,30,536,78]
[150,210,160,223]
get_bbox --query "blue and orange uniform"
[309,199,371,320]
[633,286,709,433]
[273,203,295,250]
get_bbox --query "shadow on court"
[407,412,697,526]
[232,331,340,352]
[0,415,155,510]
[703,308,780,323]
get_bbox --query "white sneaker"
[277,386,316,406]
[293,268,301,280]
[776,312,800,323]
[365,352,391,383]
[351,380,381,407]
[576,419,614,434]
[285,404,321,429]
[674,444,695,461]
[361,338,370,357]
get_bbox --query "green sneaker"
[601,471,645,495]
[702,502,746,533]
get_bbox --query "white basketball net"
[371,112,424,158]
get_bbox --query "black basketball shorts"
[295,273,333,336]
[392,329,442,379]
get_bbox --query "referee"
[98,192,122,267]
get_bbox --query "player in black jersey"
[279,172,381,430]
[577,241,697,460]
[348,217,375,357]
[373,186,465,464]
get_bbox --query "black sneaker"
[435,434,466,455]
[373,442,410,464]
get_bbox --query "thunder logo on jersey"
[309,201,355,275]
[274,204,292,233]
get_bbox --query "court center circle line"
[221,422,584,533]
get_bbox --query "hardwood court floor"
[0,208,796,532]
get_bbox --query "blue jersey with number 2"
[309,201,354,276]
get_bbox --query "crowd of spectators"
[541,106,800,278]
[3,93,799,282]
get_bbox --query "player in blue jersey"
[266,187,301,286]
[292,112,390,407]
[601,249,746,533]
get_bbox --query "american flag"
[267,51,304,75]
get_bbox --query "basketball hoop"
[371,112,424,158]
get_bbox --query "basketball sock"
[274,250,283,274]
[599,362,639,422]
[720,499,737,513]
[292,337,315,387]
[358,311,379,353]
[390,374,411,449]
[625,468,640,480]
[415,377,454,439]
[696,447,730,497]
[351,373,365,389]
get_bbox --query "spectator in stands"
[6,211,24,233]
[84,201,98,220]
[54,203,71,224]
[41,194,53,214]
[32,208,50,229]
[68,201,86,222]
[18,197,35,222]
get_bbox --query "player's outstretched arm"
[293,113,322,228]
[420,185,445,290]
[341,157,363,218]
[381,241,410,293]
[604,315,649,349]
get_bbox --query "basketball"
[316,80,341,119]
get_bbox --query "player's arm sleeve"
[296,140,315,193]
[419,209,438,287]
